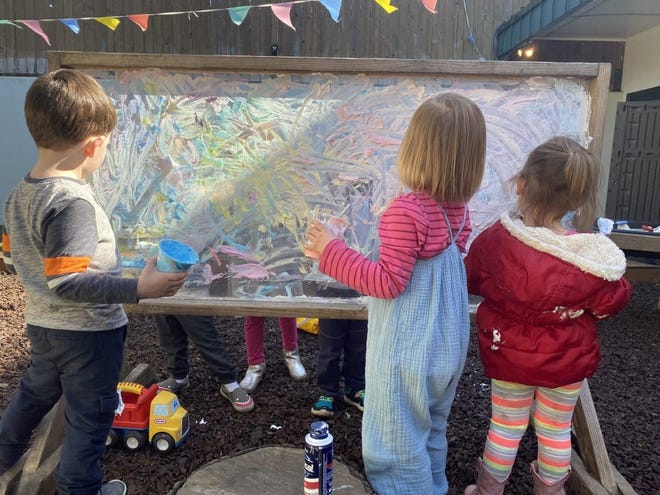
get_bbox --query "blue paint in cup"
[156,239,199,273]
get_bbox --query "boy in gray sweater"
[0,69,187,495]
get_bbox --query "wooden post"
[572,381,618,494]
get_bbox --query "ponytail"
[563,141,599,231]
[516,136,599,232]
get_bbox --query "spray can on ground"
[304,420,333,494]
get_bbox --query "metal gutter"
[494,0,595,59]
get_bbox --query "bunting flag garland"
[319,0,342,22]
[0,19,20,28]
[0,1,439,44]
[421,0,438,14]
[229,7,251,26]
[95,17,121,31]
[271,3,296,30]
[128,14,150,32]
[373,0,398,13]
[19,20,51,46]
[60,18,81,34]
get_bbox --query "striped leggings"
[482,379,582,484]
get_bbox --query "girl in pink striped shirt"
[305,93,487,494]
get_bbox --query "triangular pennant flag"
[319,0,342,22]
[271,3,296,31]
[421,0,437,14]
[60,18,80,34]
[0,19,21,28]
[19,20,51,45]
[229,6,250,26]
[128,14,149,32]
[94,17,121,31]
[373,0,398,13]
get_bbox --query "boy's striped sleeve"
[43,198,97,289]
[2,227,16,274]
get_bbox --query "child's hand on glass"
[305,220,339,260]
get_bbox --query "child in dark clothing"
[156,314,254,413]
[310,287,367,418]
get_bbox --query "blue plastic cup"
[156,239,199,273]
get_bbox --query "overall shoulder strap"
[436,202,467,245]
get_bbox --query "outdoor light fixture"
[516,45,535,59]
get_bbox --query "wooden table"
[608,230,660,255]
[608,230,660,291]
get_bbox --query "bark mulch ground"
[0,274,657,494]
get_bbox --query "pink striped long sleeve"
[318,192,471,299]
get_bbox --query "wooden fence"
[0,0,530,75]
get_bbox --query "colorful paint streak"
[88,69,591,297]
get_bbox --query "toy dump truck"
[106,381,190,453]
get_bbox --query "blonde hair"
[396,92,486,203]
[516,136,599,232]
[24,68,117,151]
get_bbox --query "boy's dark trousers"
[155,314,237,384]
[0,324,126,495]
[316,288,367,397]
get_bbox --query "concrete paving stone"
[173,446,374,494]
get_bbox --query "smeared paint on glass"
[87,69,591,297]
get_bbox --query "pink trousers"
[243,316,298,365]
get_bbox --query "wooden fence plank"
[1,0,533,75]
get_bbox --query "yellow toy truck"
[106,381,190,453]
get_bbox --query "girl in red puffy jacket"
[463,136,632,495]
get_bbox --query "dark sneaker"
[99,479,127,495]
[220,385,255,413]
[344,389,365,412]
[158,375,190,394]
[311,395,335,418]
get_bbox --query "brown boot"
[463,458,507,495]
[531,461,571,495]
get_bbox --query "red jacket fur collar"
[465,212,632,387]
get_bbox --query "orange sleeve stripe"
[1,233,9,251]
[44,256,91,276]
